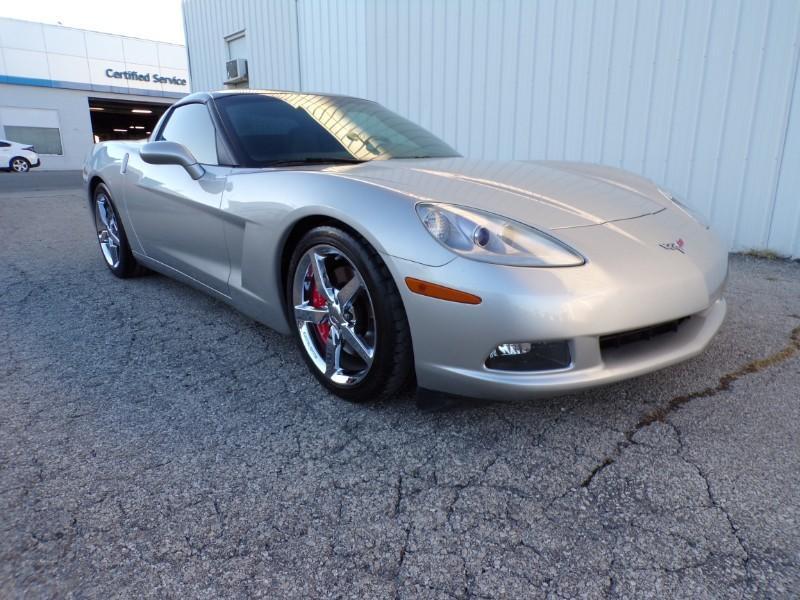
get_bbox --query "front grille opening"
[600,317,689,351]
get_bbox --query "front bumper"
[383,223,728,400]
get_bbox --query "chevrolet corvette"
[83,90,728,402]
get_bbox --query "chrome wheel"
[292,244,376,386]
[11,158,29,173]
[94,193,121,268]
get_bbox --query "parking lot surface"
[1,175,799,598]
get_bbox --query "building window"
[4,126,63,155]
[226,31,247,61]
[224,31,249,87]
[1,107,63,155]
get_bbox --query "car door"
[0,141,11,167]
[124,102,232,294]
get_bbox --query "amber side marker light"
[405,277,482,305]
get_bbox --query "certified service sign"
[104,69,187,86]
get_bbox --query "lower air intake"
[600,317,689,351]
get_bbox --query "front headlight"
[658,187,709,229]
[416,203,585,267]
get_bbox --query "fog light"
[486,341,571,372]
[491,343,532,357]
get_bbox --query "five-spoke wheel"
[10,157,30,173]
[287,226,412,401]
[293,245,376,385]
[95,191,122,269]
[92,183,143,278]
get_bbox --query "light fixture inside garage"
[89,99,170,143]
[90,107,104,111]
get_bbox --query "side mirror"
[140,141,205,180]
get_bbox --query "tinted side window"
[0,142,10,147]
[159,103,218,165]
[216,95,349,164]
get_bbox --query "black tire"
[93,183,144,278]
[10,157,30,173]
[286,225,413,402]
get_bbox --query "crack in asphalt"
[393,527,412,599]
[691,453,753,585]
[656,414,754,586]
[581,325,800,489]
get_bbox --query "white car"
[0,139,41,172]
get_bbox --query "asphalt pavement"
[1,172,799,598]
[0,169,83,192]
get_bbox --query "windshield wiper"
[265,157,364,167]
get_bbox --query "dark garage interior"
[88,98,172,142]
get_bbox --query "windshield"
[214,92,459,166]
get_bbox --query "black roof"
[174,89,369,107]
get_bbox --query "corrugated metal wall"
[184,0,800,257]
[183,0,300,91]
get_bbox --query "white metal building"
[183,0,800,258]
[0,18,190,170]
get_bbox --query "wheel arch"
[88,176,105,205]
[278,214,381,315]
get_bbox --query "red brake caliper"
[310,279,331,344]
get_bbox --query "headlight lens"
[416,203,585,267]
[658,187,709,228]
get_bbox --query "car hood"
[331,157,667,230]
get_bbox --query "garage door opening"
[88,98,172,142]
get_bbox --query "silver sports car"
[83,90,728,402]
